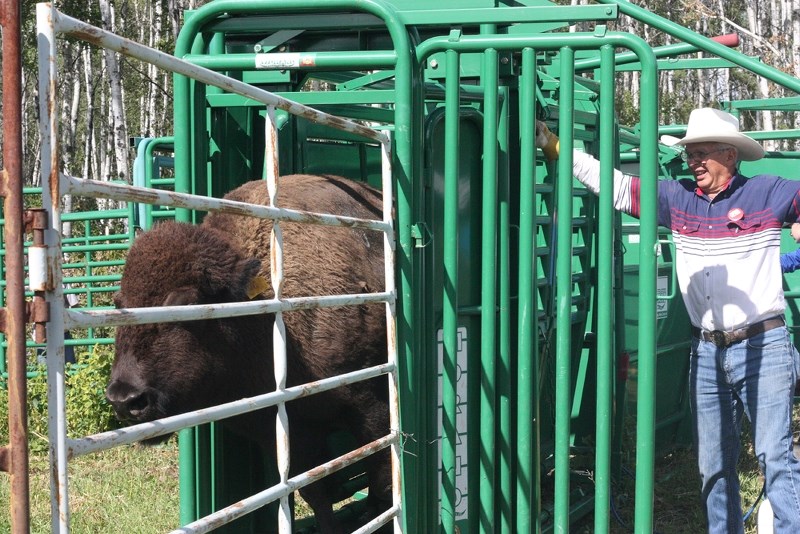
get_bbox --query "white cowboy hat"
[674,107,764,161]
[659,134,681,146]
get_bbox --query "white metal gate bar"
[265,104,293,533]
[35,2,401,532]
[379,135,403,530]
[65,292,395,329]
[60,172,392,232]
[35,4,69,531]
[68,363,396,457]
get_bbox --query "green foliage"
[65,346,121,437]
[615,89,638,128]
[659,72,697,125]
[2,345,120,452]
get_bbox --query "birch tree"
[98,0,129,183]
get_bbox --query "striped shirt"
[572,151,800,331]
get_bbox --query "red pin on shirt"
[728,208,744,222]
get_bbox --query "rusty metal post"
[0,0,31,531]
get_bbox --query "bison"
[105,174,392,533]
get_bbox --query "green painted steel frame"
[167,1,664,533]
[415,29,659,534]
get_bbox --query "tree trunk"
[99,0,130,183]
[83,47,98,185]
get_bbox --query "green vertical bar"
[594,43,616,534]
[479,46,499,534]
[173,62,191,224]
[441,48,460,534]
[144,137,176,228]
[178,428,196,525]
[517,47,539,534]
[497,85,513,534]
[633,35,660,534]
[207,31,226,201]
[553,46,575,534]
[174,12,205,524]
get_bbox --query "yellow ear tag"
[246,275,269,299]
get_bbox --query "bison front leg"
[298,481,342,534]
[364,447,393,520]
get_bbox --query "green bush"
[0,345,119,451]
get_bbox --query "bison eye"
[162,286,202,307]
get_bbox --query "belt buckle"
[710,330,728,348]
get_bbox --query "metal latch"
[411,223,433,248]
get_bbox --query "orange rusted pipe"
[1,0,31,531]
[711,33,740,48]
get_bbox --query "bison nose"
[106,380,152,421]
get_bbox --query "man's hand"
[535,120,560,161]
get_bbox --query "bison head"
[106,221,272,432]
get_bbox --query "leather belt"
[690,316,785,348]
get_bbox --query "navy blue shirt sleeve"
[781,248,800,273]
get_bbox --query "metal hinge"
[0,299,49,338]
[26,208,50,342]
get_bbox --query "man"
[536,107,800,533]
[780,222,800,273]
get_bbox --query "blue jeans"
[690,325,800,534]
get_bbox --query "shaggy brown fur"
[106,174,391,533]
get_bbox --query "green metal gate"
[163,1,663,532]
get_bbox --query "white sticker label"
[255,53,315,69]
[657,275,669,319]
[437,327,469,522]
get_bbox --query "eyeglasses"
[680,147,729,163]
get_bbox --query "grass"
[583,442,762,534]
[2,401,796,533]
[0,438,180,533]
[2,430,766,533]
[574,406,800,534]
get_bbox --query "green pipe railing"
[417,28,659,532]
[594,43,617,533]
[441,47,460,534]
[478,42,499,534]
[497,83,513,534]
[185,51,397,71]
[629,32,660,534]
[0,189,134,377]
[553,47,576,534]
[574,33,739,72]
[517,46,539,534]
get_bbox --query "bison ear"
[233,258,265,300]
[162,286,202,307]
[199,257,263,302]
